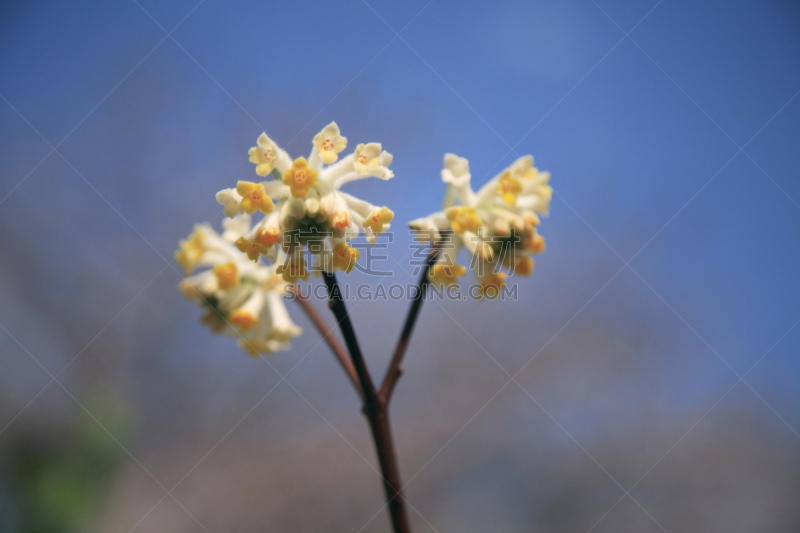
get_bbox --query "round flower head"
[410,153,551,295]
[176,215,302,355]
[218,121,395,282]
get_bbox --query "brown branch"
[321,272,411,533]
[321,273,377,401]
[366,407,409,533]
[379,240,442,402]
[289,285,362,399]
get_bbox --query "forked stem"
[318,241,440,533]
[380,241,442,402]
[322,272,410,533]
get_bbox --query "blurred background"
[1,0,799,531]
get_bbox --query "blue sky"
[1,0,799,529]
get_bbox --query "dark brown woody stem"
[322,272,411,533]
[318,240,441,533]
[380,241,442,402]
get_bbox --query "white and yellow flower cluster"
[215,122,395,281]
[175,215,302,356]
[410,153,552,298]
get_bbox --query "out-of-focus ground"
[1,0,799,531]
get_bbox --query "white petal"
[262,180,290,198]
[443,153,469,177]
[266,291,302,341]
[339,192,375,218]
[320,154,355,185]
[222,213,251,241]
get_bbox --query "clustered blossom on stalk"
[176,122,397,355]
[175,119,555,533]
[175,215,302,355]
[214,122,396,282]
[409,153,552,297]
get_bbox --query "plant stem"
[321,273,376,400]
[365,401,408,533]
[289,284,362,399]
[322,272,411,533]
[380,241,442,402]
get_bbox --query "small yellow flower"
[446,206,482,235]
[521,167,539,180]
[353,143,382,174]
[312,122,348,165]
[441,153,470,187]
[497,171,523,206]
[365,206,394,235]
[235,236,267,262]
[238,338,270,357]
[331,242,360,274]
[331,211,351,230]
[175,227,206,275]
[428,262,466,288]
[538,182,554,203]
[526,234,546,255]
[215,188,244,218]
[230,309,258,331]
[178,280,197,300]
[255,226,282,249]
[248,133,279,177]
[236,181,274,214]
[477,272,507,299]
[282,158,318,198]
[277,255,310,283]
[523,212,540,229]
[513,256,535,277]
[212,262,240,290]
[510,155,539,180]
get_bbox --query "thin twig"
[380,240,442,401]
[321,272,411,533]
[321,273,377,401]
[289,285,362,399]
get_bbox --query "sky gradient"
[1,0,799,531]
